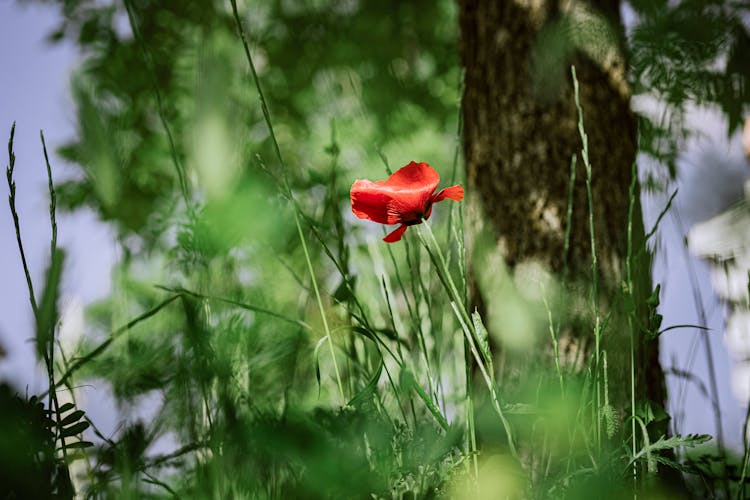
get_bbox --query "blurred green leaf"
[35,249,64,361]
[348,356,383,408]
[59,410,85,427]
[60,421,89,438]
[61,441,94,450]
[57,402,75,414]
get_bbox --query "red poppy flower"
[350,161,464,242]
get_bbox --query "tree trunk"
[459,0,664,420]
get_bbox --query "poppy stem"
[416,221,518,459]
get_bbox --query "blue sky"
[0,1,115,391]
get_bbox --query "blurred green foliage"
[24,0,459,247]
[0,385,64,498]
[629,0,750,178]
[5,0,750,497]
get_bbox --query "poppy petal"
[432,185,465,203]
[351,179,395,224]
[386,161,440,191]
[383,224,409,243]
[381,162,439,222]
[351,162,441,225]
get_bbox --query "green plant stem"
[52,294,181,391]
[7,123,38,316]
[41,131,57,262]
[405,240,439,404]
[123,0,189,205]
[744,274,750,499]
[417,221,517,458]
[445,91,463,250]
[7,124,67,462]
[377,151,439,405]
[464,337,479,480]
[296,211,346,405]
[626,159,638,492]
[40,130,68,460]
[572,65,602,450]
[229,0,345,405]
[156,285,311,330]
[562,154,576,282]
[454,202,478,479]
[450,301,516,459]
[391,235,437,404]
[632,416,654,473]
[384,244,426,357]
[739,398,750,500]
[543,292,564,396]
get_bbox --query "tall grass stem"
[229,0,345,404]
[572,65,602,450]
[417,221,517,458]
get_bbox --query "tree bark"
[459,0,664,416]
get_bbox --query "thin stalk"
[626,159,638,492]
[8,125,58,454]
[156,285,311,330]
[296,212,345,404]
[401,236,438,403]
[642,188,678,245]
[543,292,564,395]
[123,0,189,205]
[672,207,728,494]
[572,65,602,450]
[378,276,406,365]
[562,154,576,283]
[553,154,576,399]
[377,257,418,425]
[229,0,283,168]
[445,89,463,249]
[375,151,440,404]
[40,130,68,460]
[417,221,517,458]
[656,324,709,335]
[378,239,434,411]
[464,337,479,480]
[229,0,344,404]
[7,123,38,315]
[738,398,750,500]
[442,172,479,474]
[53,294,181,391]
[745,273,750,500]
[454,202,478,479]
[408,253,439,403]
[298,210,371,330]
[557,154,576,466]
[450,301,516,458]
[380,280,414,424]
[41,131,56,263]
